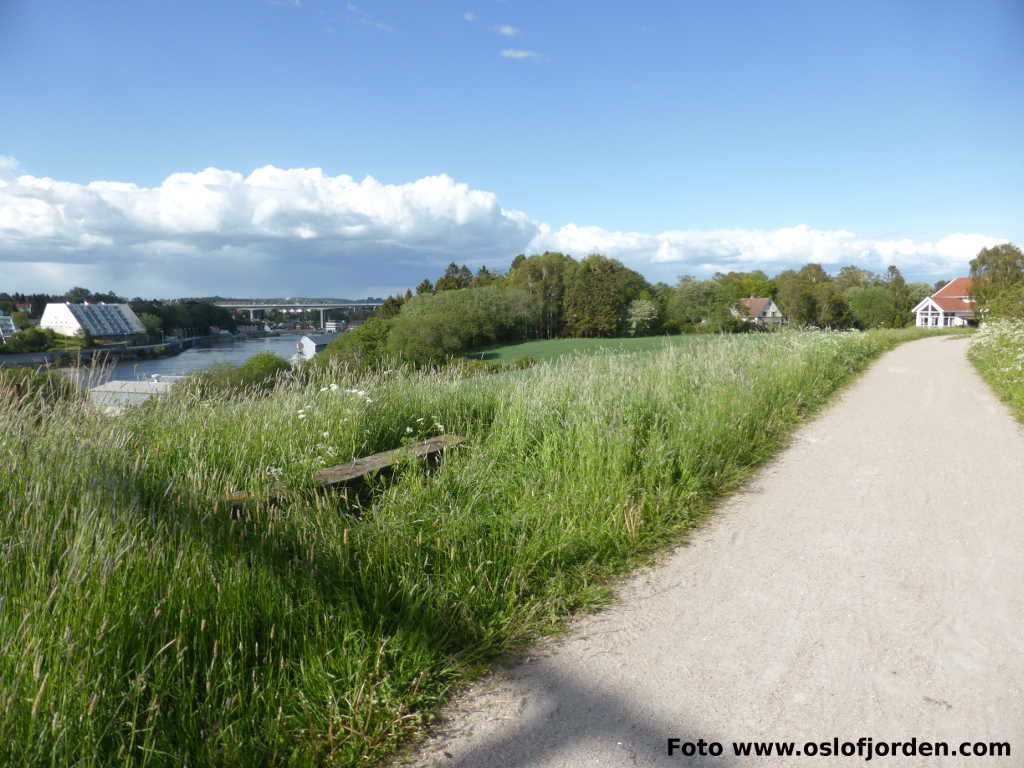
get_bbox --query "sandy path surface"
[405,336,1024,767]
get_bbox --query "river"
[105,334,304,380]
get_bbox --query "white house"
[0,312,16,343]
[40,302,146,337]
[912,278,976,328]
[296,333,339,361]
[733,297,786,326]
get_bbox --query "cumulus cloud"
[526,223,1006,285]
[500,48,543,60]
[463,11,477,22]
[0,159,1007,297]
[493,24,519,36]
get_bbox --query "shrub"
[0,366,80,407]
[182,352,292,397]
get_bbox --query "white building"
[40,302,146,337]
[0,312,16,343]
[296,333,339,360]
[912,278,976,328]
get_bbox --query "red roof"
[931,277,973,312]
[738,297,771,317]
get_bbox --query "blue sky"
[1,0,1021,297]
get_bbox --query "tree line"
[321,252,974,367]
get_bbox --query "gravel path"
[406,336,1024,767]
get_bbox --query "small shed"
[297,333,339,361]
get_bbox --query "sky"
[1,0,1021,298]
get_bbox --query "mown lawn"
[0,327,960,767]
[469,334,705,362]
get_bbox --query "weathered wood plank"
[225,435,464,511]
[313,434,464,487]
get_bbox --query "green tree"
[318,317,395,370]
[970,243,1024,319]
[884,265,913,327]
[415,279,434,295]
[833,265,876,294]
[11,311,30,330]
[564,255,648,337]
[376,296,404,319]
[507,251,578,338]
[473,266,497,287]
[845,285,898,328]
[139,312,163,334]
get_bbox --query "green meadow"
[0,328,963,766]
[469,334,704,362]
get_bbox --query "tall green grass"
[0,328,958,766]
[969,319,1024,421]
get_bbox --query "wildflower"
[322,431,330,438]
[329,383,339,391]
[406,426,413,434]
[298,413,307,420]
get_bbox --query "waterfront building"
[40,302,146,337]
[297,333,339,360]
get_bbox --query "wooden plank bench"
[226,434,464,512]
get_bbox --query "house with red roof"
[911,277,977,328]
[732,297,786,327]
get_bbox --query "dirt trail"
[407,336,1024,767]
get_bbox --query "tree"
[415,279,434,295]
[376,295,404,319]
[74,328,95,349]
[845,285,897,329]
[774,264,850,328]
[834,266,876,294]
[626,298,659,336]
[65,286,92,302]
[435,263,473,292]
[884,265,913,327]
[970,243,1024,319]
[473,266,497,287]
[11,311,30,330]
[564,254,648,337]
[138,312,163,334]
[507,251,578,338]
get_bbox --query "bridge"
[214,301,382,328]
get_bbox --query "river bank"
[1,333,306,380]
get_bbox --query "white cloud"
[463,11,477,22]
[526,223,1006,284]
[0,159,1008,296]
[493,24,519,36]
[500,48,543,60]
[344,2,392,32]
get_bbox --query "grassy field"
[470,334,703,362]
[969,320,1024,421]
[0,328,961,766]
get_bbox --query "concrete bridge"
[214,302,381,327]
